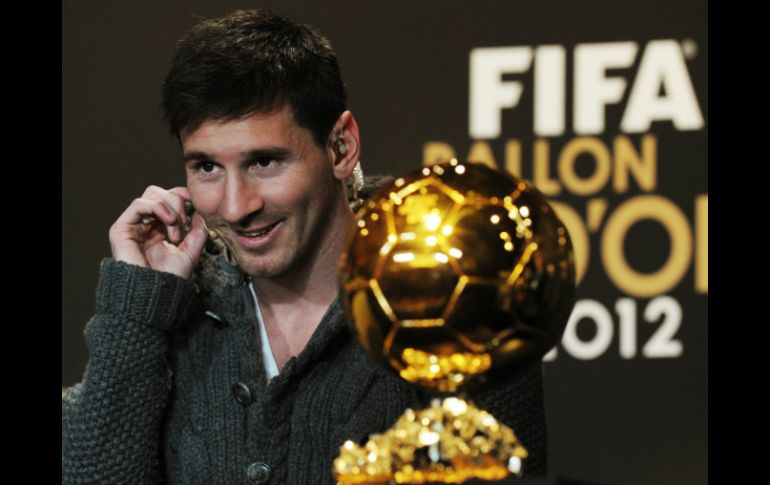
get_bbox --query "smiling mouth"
[236,220,282,238]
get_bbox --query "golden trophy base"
[334,397,528,484]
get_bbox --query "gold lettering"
[695,194,708,293]
[423,142,456,166]
[587,198,608,233]
[534,139,561,196]
[466,141,498,168]
[613,134,657,193]
[559,136,612,197]
[601,195,692,297]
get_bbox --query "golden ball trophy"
[335,161,575,484]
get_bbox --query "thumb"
[179,213,209,265]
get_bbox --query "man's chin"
[230,240,306,281]
[226,241,274,274]
[235,255,289,280]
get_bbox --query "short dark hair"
[161,9,347,146]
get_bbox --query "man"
[62,9,547,484]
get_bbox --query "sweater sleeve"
[62,259,199,485]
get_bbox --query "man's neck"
[250,195,354,368]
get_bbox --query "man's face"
[180,105,340,279]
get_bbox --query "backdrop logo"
[468,39,704,138]
[421,39,706,362]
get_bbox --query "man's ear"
[330,110,361,181]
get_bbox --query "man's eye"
[254,158,277,168]
[200,162,216,172]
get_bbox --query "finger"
[179,213,208,264]
[167,224,182,245]
[171,189,195,224]
[144,186,191,228]
[126,197,178,227]
[168,186,191,201]
[168,187,195,227]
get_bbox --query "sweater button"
[232,382,253,406]
[246,462,271,484]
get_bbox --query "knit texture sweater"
[62,241,547,485]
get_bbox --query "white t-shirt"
[248,281,279,381]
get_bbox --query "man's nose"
[221,175,263,224]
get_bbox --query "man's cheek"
[187,191,216,219]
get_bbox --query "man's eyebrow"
[181,147,292,163]
[241,147,293,160]
[182,151,212,163]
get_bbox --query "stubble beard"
[227,222,314,281]
[229,237,299,280]
[206,216,300,280]
[241,205,335,282]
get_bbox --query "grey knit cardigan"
[62,242,547,485]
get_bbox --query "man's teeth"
[242,224,274,237]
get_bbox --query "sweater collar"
[266,294,349,392]
[194,248,350,349]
